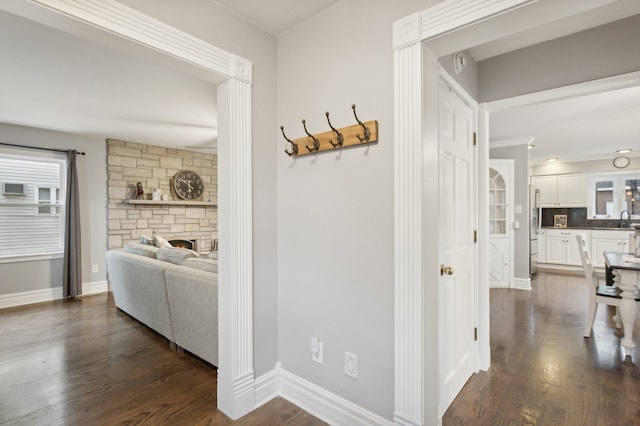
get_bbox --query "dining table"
[603,251,640,356]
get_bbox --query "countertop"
[541,226,636,231]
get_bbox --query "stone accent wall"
[107,139,217,251]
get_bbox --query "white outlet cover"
[312,342,323,364]
[345,352,358,379]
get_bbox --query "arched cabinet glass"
[489,168,507,235]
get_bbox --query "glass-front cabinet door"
[489,168,507,235]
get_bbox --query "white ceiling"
[212,0,341,36]
[0,1,639,161]
[0,9,219,151]
[491,85,640,164]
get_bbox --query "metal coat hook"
[325,112,344,148]
[352,104,371,143]
[302,119,320,153]
[281,126,298,157]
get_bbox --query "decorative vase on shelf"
[135,182,144,199]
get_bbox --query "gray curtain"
[63,150,82,298]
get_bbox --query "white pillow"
[182,258,217,273]
[139,235,154,245]
[156,246,199,265]
[153,234,172,248]
[124,241,159,258]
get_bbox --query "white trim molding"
[217,77,255,418]
[513,277,532,291]
[490,137,535,149]
[393,1,534,424]
[486,70,640,113]
[20,0,255,420]
[254,363,281,408]
[253,364,392,425]
[0,280,108,309]
[280,368,393,426]
[419,0,537,43]
[393,41,424,426]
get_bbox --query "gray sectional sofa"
[106,243,218,366]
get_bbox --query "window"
[589,173,640,219]
[0,152,66,260]
[37,186,60,215]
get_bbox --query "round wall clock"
[172,170,205,200]
[613,156,630,169]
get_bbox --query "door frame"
[489,159,515,289]
[11,0,255,420]
[392,1,535,424]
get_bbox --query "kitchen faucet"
[620,209,631,227]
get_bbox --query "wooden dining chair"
[576,234,623,338]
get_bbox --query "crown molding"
[420,0,536,42]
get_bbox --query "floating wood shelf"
[124,200,216,207]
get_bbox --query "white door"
[489,160,513,288]
[438,78,476,414]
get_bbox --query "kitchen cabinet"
[545,229,589,266]
[531,174,587,207]
[590,230,634,268]
[538,229,546,264]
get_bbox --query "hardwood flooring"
[4,270,640,425]
[444,270,640,425]
[0,293,326,426]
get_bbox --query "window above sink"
[589,172,640,220]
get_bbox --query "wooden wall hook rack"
[281,104,378,158]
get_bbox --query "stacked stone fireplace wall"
[106,139,217,251]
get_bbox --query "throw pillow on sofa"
[153,234,172,248]
[124,241,160,258]
[181,258,217,273]
[156,246,199,265]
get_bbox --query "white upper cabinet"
[531,174,587,207]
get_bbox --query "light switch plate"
[345,352,358,379]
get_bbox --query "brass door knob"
[440,264,454,276]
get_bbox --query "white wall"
[478,14,640,102]
[277,0,434,418]
[0,123,107,296]
[439,49,479,101]
[118,0,279,377]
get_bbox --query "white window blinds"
[0,153,66,258]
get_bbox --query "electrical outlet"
[92,264,99,273]
[345,352,358,379]
[311,337,323,364]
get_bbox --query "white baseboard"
[254,363,281,408]
[279,367,393,426]
[0,281,108,309]
[0,287,60,309]
[254,364,392,425]
[83,280,108,295]
[513,277,531,291]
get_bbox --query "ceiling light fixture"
[528,144,534,150]
[546,158,558,162]
[617,148,632,154]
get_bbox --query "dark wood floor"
[4,270,640,425]
[444,270,640,425]
[0,293,326,426]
